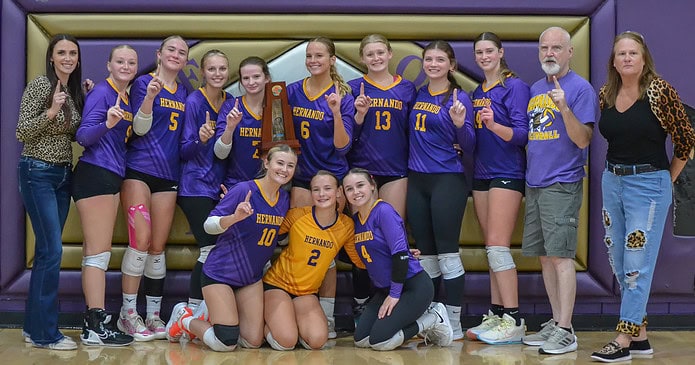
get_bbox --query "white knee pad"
[354,336,371,348]
[438,253,465,280]
[197,245,214,264]
[121,246,147,277]
[371,330,405,351]
[144,253,166,279]
[202,327,235,352]
[82,251,111,271]
[486,246,516,272]
[419,255,442,278]
[265,332,295,351]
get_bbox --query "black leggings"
[178,196,218,300]
[354,271,433,345]
[406,171,469,255]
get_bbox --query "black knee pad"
[213,324,240,346]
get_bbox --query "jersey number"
[125,125,133,143]
[374,111,391,131]
[307,249,321,267]
[414,113,427,132]
[252,140,261,159]
[169,112,179,131]
[257,228,277,247]
[300,120,310,139]
[360,245,373,263]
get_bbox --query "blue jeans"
[18,156,72,345]
[601,169,671,332]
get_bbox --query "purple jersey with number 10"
[179,88,230,199]
[126,73,187,181]
[76,79,133,177]
[216,96,263,189]
[353,200,422,292]
[203,179,290,287]
[347,75,416,176]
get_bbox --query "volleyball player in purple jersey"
[343,168,453,350]
[165,145,296,352]
[348,34,416,218]
[73,45,137,347]
[177,50,231,320]
[215,56,270,188]
[118,35,188,341]
[287,36,355,208]
[467,32,530,345]
[407,41,475,340]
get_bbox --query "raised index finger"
[115,92,121,107]
[54,82,62,95]
[553,75,562,90]
[334,82,340,96]
[234,97,239,110]
[360,82,365,96]
[244,190,252,203]
[453,88,458,102]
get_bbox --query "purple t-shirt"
[178,88,230,199]
[408,85,475,173]
[347,75,416,176]
[472,77,530,180]
[203,179,290,287]
[353,200,423,298]
[526,71,599,187]
[288,79,355,182]
[76,79,133,177]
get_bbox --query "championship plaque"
[261,81,300,153]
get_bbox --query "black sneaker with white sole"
[82,308,134,347]
[591,341,632,363]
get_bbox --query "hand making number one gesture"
[106,92,125,128]
[198,111,216,143]
[547,75,568,112]
[353,82,372,125]
[325,82,343,115]
[449,88,467,128]
[225,98,242,131]
[234,190,254,221]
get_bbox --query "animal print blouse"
[16,75,81,164]
[599,77,695,161]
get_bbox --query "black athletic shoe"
[591,341,632,363]
[629,339,654,355]
[81,308,134,347]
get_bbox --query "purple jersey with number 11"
[126,73,187,181]
[353,200,422,293]
[76,79,133,177]
[203,179,290,287]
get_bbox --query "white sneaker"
[165,302,192,342]
[191,300,209,322]
[423,302,454,347]
[22,331,31,343]
[146,313,167,340]
[478,313,525,345]
[117,308,155,342]
[32,336,77,351]
[465,310,502,340]
[522,318,555,346]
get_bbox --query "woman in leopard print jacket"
[15,34,89,351]
[592,31,695,363]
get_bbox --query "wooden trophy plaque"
[261,81,300,153]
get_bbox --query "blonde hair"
[308,37,351,96]
[359,34,392,57]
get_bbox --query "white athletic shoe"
[466,310,502,340]
[117,309,155,342]
[423,302,454,347]
[477,313,525,345]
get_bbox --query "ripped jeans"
[601,169,671,334]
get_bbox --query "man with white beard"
[520,26,599,356]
